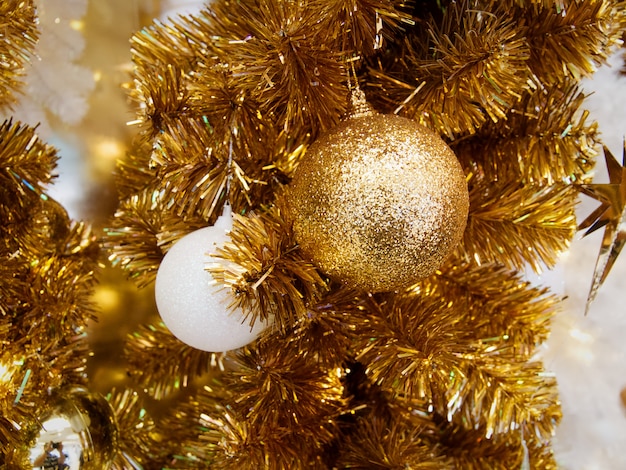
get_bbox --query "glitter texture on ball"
[285,113,469,292]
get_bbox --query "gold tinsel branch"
[0,1,38,108]
[448,357,560,441]
[174,382,333,469]
[105,188,209,287]
[224,340,346,443]
[128,50,194,139]
[369,1,533,138]
[285,285,361,367]
[123,322,224,400]
[205,0,348,133]
[453,80,599,185]
[0,120,58,216]
[0,120,99,461]
[157,383,234,468]
[459,179,577,271]
[366,0,625,139]
[336,415,450,468]
[347,287,560,441]
[438,423,557,469]
[209,205,328,331]
[107,388,162,469]
[149,120,230,221]
[523,0,626,82]
[316,0,414,56]
[421,262,558,358]
[350,291,472,400]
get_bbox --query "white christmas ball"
[155,206,268,352]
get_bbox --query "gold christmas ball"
[17,386,118,469]
[285,113,469,292]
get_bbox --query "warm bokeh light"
[92,285,122,312]
[0,362,13,384]
[70,19,85,31]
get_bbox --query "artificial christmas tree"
[104,0,626,467]
[2,0,626,468]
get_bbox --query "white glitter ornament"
[155,206,268,352]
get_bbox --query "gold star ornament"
[578,143,626,312]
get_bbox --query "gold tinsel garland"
[1,0,626,468]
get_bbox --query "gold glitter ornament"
[285,108,469,292]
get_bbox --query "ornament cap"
[347,87,375,119]
[215,203,233,230]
